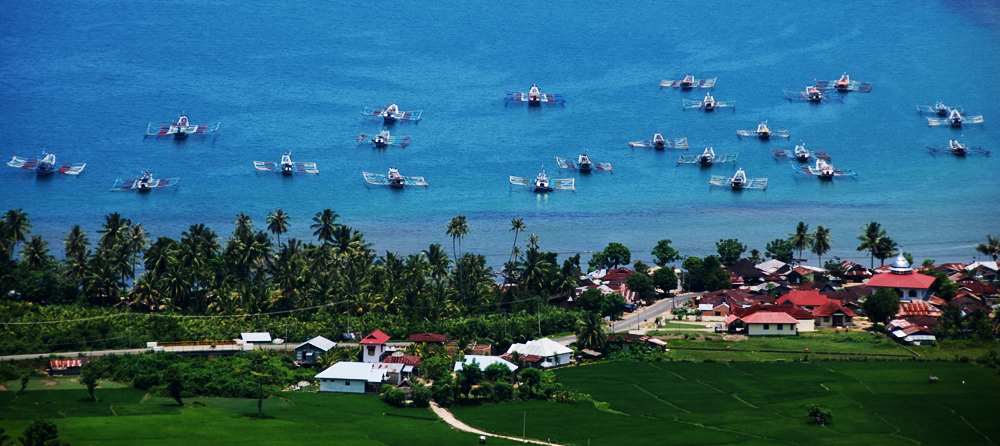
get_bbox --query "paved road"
[552,292,698,344]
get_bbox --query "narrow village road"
[430,402,566,446]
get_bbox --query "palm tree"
[975,235,1000,261]
[576,312,608,350]
[128,223,150,277]
[266,209,290,246]
[63,224,89,260]
[2,209,31,252]
[527,234,540,250]
[787,221,813,264]
[446,216,470,260]
[856,221,887,269]
[509,218,526,264]
[311,209,340,244]
[97,212,128,250]
[422,243,451,280]
[20,235,53,269]
[232,213,255,240]
[811,226,832,268]
[874,236,899,266]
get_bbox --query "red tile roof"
[381,352,423,366]
[777,289,832,307]
[360,329,391,345]
[811,301,858,317]
[896,300,942,317]
[602,267,635,282]
[740,312,799,324]
[733,304,815,320]
[408,333,447,343]
[867,272,936,289]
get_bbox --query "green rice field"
[451,361,1000,446]
[0,387,521,446]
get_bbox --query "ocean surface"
[1,0,998,269]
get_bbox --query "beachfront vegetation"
[976,234,1000,261]
[681,256,731,292]
[714,238,746,268]
[765,238,795,263]
[0,210,589,355]
[587,242,631,270]
[651,239,681,266]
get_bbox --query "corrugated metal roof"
[359,329,391,345]
[295,335,336,351]
[241,332,272,342]
[867,271,936,289]
[740,312,799,324]
[315,362,386,383]
[505,338,572,357]
[454,355,518,372]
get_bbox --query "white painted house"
[315,362,387,394]
[505,338,573,368]
[740,312,799,336]
[454,355,518,373]
[240,332,272,343]
[295,336,336,365]
[360,329,391,363]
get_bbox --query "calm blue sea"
[1,0,998,269]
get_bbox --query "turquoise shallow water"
[1,0,998,268]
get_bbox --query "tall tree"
[62,224,89,261]
[266,209,290,246]
[765,239,794,263]
[651,239,681,266]
[874,237,899,266]
[509,218,526,264]
[2,209,31,253]
[310,209,340,244]
[787,221,814,264]
[856,221,887,269]
[232,213,255,240]
[80,361,104,401]
[715,238,747,268]
[975,235,1000,261]
[20,236,53,270]
[446,216,470,259]
[862,288,900,325]
[811,226,832,268]
[601,242,631,269]
[163,364,185,406]
[97,212,128,250]
[576,311,608,350]
[17,418,65,446]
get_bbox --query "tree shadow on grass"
[236,412,279,420]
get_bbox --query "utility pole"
[523,411,526,443]
[537,297,541,337]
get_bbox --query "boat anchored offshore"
[628,133,688,149]
[144,113,220,139]
[660,74,717,89]
[784,84,840,103]
[254,151,319,174]
[510,169,575,192]
[7,150,85,175]
[556,153,612,172]
[678,147,738,166]
[683,92,735,110]
[356,129,411,148]
[917,101,961,117]
[363,168,427,188]
[792,158,858,180]
[925,108,984,128]
[773,141,830,162]
[112,170,179,191]
[737,121,790,139]
[926,140,989,156]
[814,73,873,92]
[362,104,423,123]
[709,168,767,190]
[504,84,566,105]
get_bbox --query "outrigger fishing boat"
[917,101,962,117]
[792,159,858,180]
[926,140,989,156]
[737,121,790,139]
[112,171,179,191]
[926,108,984,127]
[628,133,688,149]
[814,73,873,92]
[144,113,220,139]
[773,141,830,162]
[682,92,735,111]
[253,152,319,174]
[660,74,717,89]
[7,150,85,175]
[677,147,738,166]
[784,85,840,102]
[363,168,427,188]
[362,104,423,123]
[355,129,411,148]
[504,84,565,105]
[709,168,767,190]
[556,153,612,172]
[510,169,574,192]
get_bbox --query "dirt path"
[430,402,565,446]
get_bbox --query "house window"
[367,346,375,356]
[908,290,917,298]
[763,324,770,330]
[345,381,350,386]
[824,317,830,322]
[715,311,721,316]
[778,324,784,330]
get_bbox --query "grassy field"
[451,361,1000,446]
[0,385,523,446]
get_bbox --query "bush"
[411,382,432,407]
[491,382,515,402]
[384,386,407,407]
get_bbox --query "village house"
[838,260,872,283]
[777,289,833,312]
[504,338,572,368]
[49,359,84,376]
[360,329,391,363]
[732,304,817,332]
[315,362,387,394]
[811,301,857,328]
[739,312,799,336]
[294,336,336,365]
[407,332,447,344]
[240,332,272,343]
[454,355,518,374]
